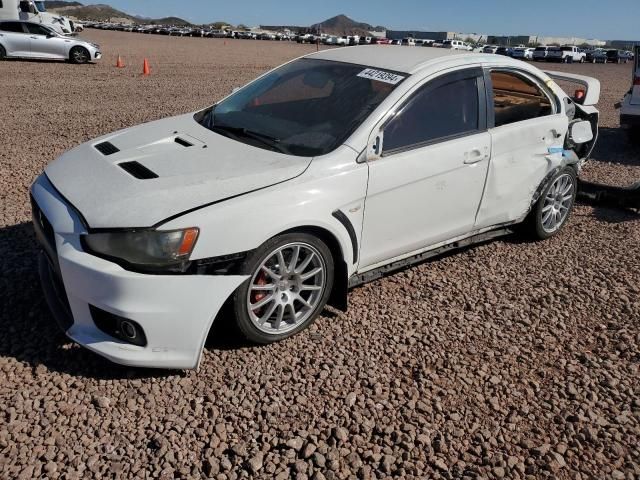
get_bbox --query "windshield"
[196,58,405,156]
[35,1,46,11]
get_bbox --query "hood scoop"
[94,141,120,156]
[118,161,159,180]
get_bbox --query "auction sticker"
[357,68,405,85]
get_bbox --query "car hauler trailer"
[0,0,74,34]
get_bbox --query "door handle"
[463,148,485,165]
[30,36,38,39]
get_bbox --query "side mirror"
[361,131,383,163]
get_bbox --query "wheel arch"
[278,225,349,312]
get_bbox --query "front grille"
[31,195,56,260]
[32,196,74,332]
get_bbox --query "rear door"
[0,22,31,56]
[24,22,69,59]
[475,68,568,229]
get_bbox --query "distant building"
[386,31,456,42]
[609,40,640,49]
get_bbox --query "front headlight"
[82,228,199,272]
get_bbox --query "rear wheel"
[524,167,577,240]
[0,45,6,60]
[69,46,90,64]
[233,233,334,344]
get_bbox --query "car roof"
[308,46,501,74]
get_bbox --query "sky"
[104,0,639,40]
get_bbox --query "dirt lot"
[0,31,639,479]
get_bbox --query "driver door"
[359,67,491,269]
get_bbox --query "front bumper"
[31,174,248,369]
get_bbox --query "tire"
[232,233,334,344]
[524,166,577,240]
[580,57,585,63]
[0,44,6,60]
[69,46,90,64]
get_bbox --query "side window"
[0,22,25,33]
[24,23,51,36]
[383,74,480,154]
[490,71,552,127]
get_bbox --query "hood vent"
[174,137,193,147]
[118,161,158,180]
[94,141,120,156]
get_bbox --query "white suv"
[443,40,472,51]
[547,46,586,63]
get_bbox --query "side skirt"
[347,227,513,288]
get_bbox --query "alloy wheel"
[72,48,89,63]
[246,243,326,335]
[541,173,574,233]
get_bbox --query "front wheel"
[69,46,90,64]
[232,233,334,344]
[524,167,577,240]
[0,45,6,60]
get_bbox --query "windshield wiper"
[210,125,287,154]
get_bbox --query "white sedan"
[31,47,600,369]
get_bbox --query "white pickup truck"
[547,45,586,63]
[620,46,640,139]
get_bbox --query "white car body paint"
[31,47,600,368]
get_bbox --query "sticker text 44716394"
[357,68,405,85]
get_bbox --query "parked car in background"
[512,47,534,60]
[442,39,472,51]
[496,46,514,57]
[620,45,640,138]
[606,49,633,64]
[0,20,101,63]
[532,46,551,61]
[586,48,607,63]
[483,45,499,53]
[402,37,416,46]
[547,46,586,63]
[31,47,600,369]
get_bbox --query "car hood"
[45,113,311,228]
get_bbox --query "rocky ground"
[0,31,638,479]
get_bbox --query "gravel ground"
[0,31,638,479]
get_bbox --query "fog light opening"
[120,320,138,340]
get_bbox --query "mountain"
[311,14,385,36]
[44,1,192,25]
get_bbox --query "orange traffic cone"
[115,55,125,68]
[142,58,150,76]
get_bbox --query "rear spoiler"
[543,70,601,106]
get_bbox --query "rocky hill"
[311,14,385,36]
[44,1,192,25]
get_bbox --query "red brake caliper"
[251,271,268,315]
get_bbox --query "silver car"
[0,20,101,63]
